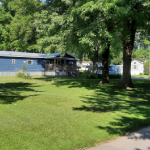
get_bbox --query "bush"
[86,73,97,79]
[97,74,102,79]
[144,62,149,75]
[109,74,121,79]
[139,73,143,75]
[16,73,32,79]
[16,65,31,79]
[22,65,27,72]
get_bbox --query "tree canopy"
[1,0,150,87]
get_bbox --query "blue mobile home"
[0,51,78,76]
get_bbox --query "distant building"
[77,61,93,72]
[117,60,144,75]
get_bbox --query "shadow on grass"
[71,80,150,139]
[0,82,40,104]
[32,75,150,138]
[41,76,150,137]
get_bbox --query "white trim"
[0,71,68,76]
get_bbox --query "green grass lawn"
[0,76,150,150]
[131,75,150,78]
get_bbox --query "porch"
[44,58,77,72]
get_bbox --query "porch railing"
[45,64,76,72]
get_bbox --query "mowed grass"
[132,75,150,78]
[0,76,150,150]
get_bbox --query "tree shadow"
[0,82,40,104]
[68,79,150,138]
[32,76,150,139]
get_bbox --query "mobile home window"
[27,60,33,65]
[12,59,15,64]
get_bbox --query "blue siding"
[0,57,45,72]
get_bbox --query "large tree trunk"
[93,44,99,73]
[102,39,110,83]
[122,20,136,88]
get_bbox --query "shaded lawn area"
[0,76,150,150]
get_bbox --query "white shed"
[117,60,144,75]
[131,60,144,75]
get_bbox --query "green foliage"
[86,73,97,79]
[139,73,143,75]
[16,65,31,79]
[8,0,44,51]
[16,73,31,79]
[0,5,12,50]
[22,65,27,72]
[144,62,150,75]
[0,0,44,51]
[110,51,123,65]
[133,57,144,62]
[133,33,150,63]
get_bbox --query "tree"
[35,0,115,83]
[133,34,150,63]
[0,4,12,50]
[36,0,150,87]
[10,0,44,51]
[107,0,150,88]
[110,51,123,65]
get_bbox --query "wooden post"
[64,58,66,65]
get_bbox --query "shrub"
[144,62,149,75]
[139,73,143,75]
[97,74,102,79]
[16,65,31,79]
[22,65,27,72]
[109,74,121,79]
[86,73,97,79]
[16,73,31,79]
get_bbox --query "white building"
[131,60,144,75]
[117,60,144,75]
